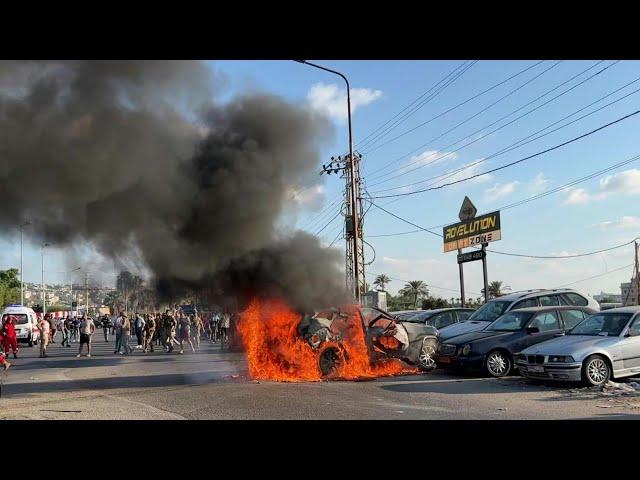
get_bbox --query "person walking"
[191,314,202,350]
[134,312,145,349]
[119,314,133,355]
[178,314,195,354]
[219,311,231,350]
[49,315,58,343]
[114,313,123,354]
[76,315,95,358]
[38,315,50,358]
[63,316,73,348]
[2,316,19,359]
[163,311,178,353]
[143,314,156,353]
[101,314,111,342]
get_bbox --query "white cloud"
[484,181,519,202]
[433,160,492,186]
[589,216,640,230]
[529,173,550,193]
[307,82,382,122]
[563,169,640,205]
[287,184,325,209]
[403,150,459,172]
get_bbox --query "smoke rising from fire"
[0,60,347,310]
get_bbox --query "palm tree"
[373,274,391,292]
[482,280,512,299]
[400,280,429,309]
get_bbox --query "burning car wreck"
[297,306,439,378]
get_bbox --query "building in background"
[593,291,622,303]
[361,291,387,311]
[621,278,638,306]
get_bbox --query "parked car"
[435,306,597,377]
[1,305,40,346]
[406,308,475,329]
[516,306,640,386]
[390,310,420,320]
[438,289,599,341]
[298,306,439,377]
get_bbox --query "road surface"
[2,334,640,419]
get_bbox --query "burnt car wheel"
[485,350,512,377]
[418,337,437,371]
[318,346,344,377]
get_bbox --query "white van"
[1,305,41,346]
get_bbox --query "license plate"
[439,356,451,364]
[528,365,544,373]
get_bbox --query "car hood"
[442,330,513,346]
[439,321,490,340]
[520,334,619,356]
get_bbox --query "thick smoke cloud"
[0,60,347,310]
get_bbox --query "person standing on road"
[76,315,95,358]
[38,315,50,358]
[49,315,58,343]
[114,313,123,354]
[163,311,178,353]
[134,312,145,349]
[143,314,156,353]
[178,314,195,354]
[63,316,73,348]
[219,311,230,350]
[2,316,18,359]
[101,314,111,342]
[119,314,133,355]
[191,314,202,350]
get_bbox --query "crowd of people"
[0,307,240,368]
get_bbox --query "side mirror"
[526,326,540,334]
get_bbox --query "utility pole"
[294,60,363,303]
[85,272,89,317]
[20,221,30,305]
[41,243,49,315]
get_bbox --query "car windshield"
[569,313,632,336]
[401,311,434,323]
[395,312,419,321]
[467,301,511,323]
[2,314,28,325]
[486,311,532,331]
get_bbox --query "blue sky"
[4,60,640,299]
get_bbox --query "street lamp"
[19,221,31,306]
[41,242,50,315]
[294,60,361,302]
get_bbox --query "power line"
[314,210,343,237]
[366,108,640,199]
[364,60,557,177]
[356,61,473,150]
[367,270,483,297]
[366,152,640,238]
[367,60,615,188]
[362,60,547,154]
[367,199,640,260]
[555,263,635,288]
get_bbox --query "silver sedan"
[516,306,640,386]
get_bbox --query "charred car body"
[297,306,439,377]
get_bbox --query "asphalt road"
[2,333,640,419]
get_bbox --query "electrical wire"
[366,109,640,199]
[556,263,635,288]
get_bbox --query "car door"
[519,311,563,350]
[620,314,640,371]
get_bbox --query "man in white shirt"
[113,313,123,355]
[76,315,95,358]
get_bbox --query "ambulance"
[1,305,41,346]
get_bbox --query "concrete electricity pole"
[635,240,639,306]
[294,60,364,302]
[41,242,50,315]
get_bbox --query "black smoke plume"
[0,61,347,310]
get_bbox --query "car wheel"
[581,355,610,387]
[418,337,437,371]
[485,350,512,378]
[318,346,344,378]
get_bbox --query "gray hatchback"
[516,306,640,386]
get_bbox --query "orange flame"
[238,298,417,382]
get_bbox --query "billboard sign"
[443,210,501,253]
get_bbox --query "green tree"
[482,280,511,299]
[373,274,391,292]
[399,280,429,309]
[0,268,21,307]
